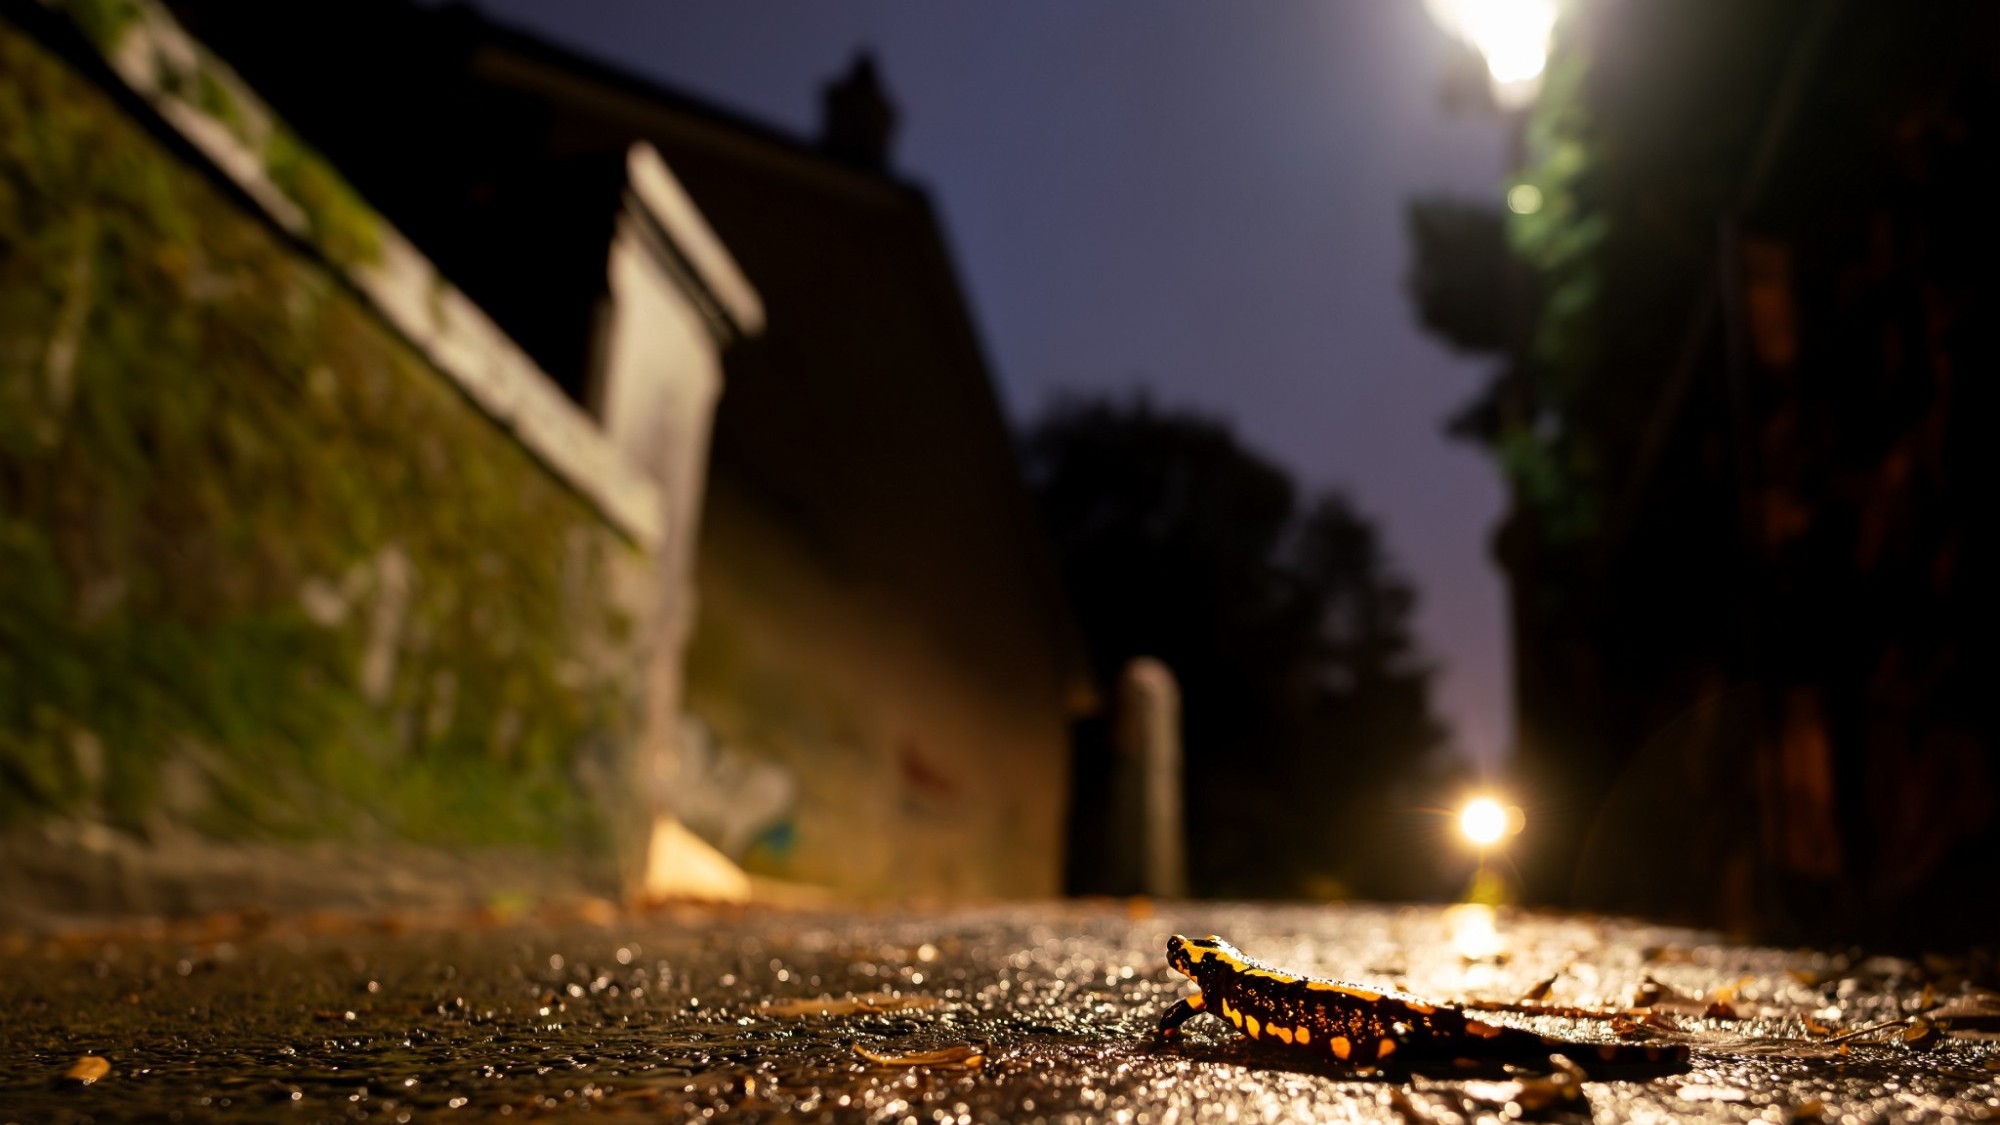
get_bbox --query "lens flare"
[1459,797,1509,846]
[1446,902,1503,960]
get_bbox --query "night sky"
[461,1,1512,768]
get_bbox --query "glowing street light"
[1458,796,1525,848]
[1422,0,1560,104]
[1459,797,1508,846]
[1457,795,1524,908]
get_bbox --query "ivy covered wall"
[0,15,655,898]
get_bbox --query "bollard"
[1117,658,1187,899]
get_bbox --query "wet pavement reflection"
[2,902,1996,1122]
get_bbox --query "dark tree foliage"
[1408,0,2000,940]
[1024,394,1452,900]
[1405,197,1515,356]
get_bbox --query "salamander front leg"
[1158,992,1207,1040]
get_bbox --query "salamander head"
[1166,934,1248,984]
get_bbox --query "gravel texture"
[3,901,1996,1122]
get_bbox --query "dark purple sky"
[465,0,1512,768]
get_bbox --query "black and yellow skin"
[1162,935,1688,1069]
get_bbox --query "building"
[164,0,1094,898]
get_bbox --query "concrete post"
[1117,657,1187,899]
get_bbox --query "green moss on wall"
[262,126,381,268]
[0,22,649,869]
[55,0,140,54]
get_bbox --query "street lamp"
[1422,0,1559,105]
[1457,795,1525,851]
[1456,795,1524,908]
[1447,794,1517,958]
[1459,796,1509,847]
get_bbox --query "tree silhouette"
[1406,0,2000,939]
[1024,394,1453,899]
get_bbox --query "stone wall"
[684,474,1074,899]
[0,5,662,916]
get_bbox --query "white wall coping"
[41,0,668,547]
[627,143,765,339]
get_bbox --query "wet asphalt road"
[2,901,1997,1123]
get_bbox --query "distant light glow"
[1507,183,1544,214]
[1446,902,1503,960]
[1459,797,1509,846]
[1423,0,1559,93]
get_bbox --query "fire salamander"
[1161,935,1688,1070]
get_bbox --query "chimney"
[820,52,898,172]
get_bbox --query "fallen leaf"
[1514,1055,1588,1111]
[62,1056,111,1085]
[1825,1016,1917,1046]
[1520,975,1557,1003]
[1702,1001,1740,1020]
[1609,1012,1680,1039]
[1929,991,2000,1032]
[1455,1057,1586,1120]
[1901,1017,1941,1051]
[853,1044,984,1069]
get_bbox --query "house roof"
[165,0,1097,715]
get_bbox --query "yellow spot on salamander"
[1225,1000,1242,1027]
[1329,1036,1352,1060]
[1376,1039,1398,1059]
[1187,993,1206,1011]
[1404,1001,1437,1015]
[1270,1025,1294,1045]
[1188,946,1249,972]
[1304,981,1384,1002]
[1296,1026,1310,1046]
[1245,1015,1261,1039]
[1243,968,1298,983]
[1467,1021,1505,1039]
